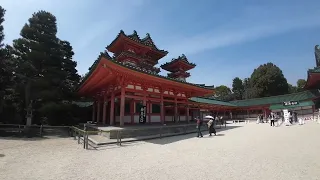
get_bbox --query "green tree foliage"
[249,63,289,98]
[0,6,13,115]
[288,84,298,93]
[214,85,232,100]
[0,6,6,114]
[297,79,306,92]
[10,11,81,125]
[232,77,244,100]
[242,78,258,99]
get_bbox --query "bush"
[38,102,91,125]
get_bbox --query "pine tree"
[59,40,80,100]
[0,6,9,114]
[12,10,80,125]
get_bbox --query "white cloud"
[1,0,146,50]
[164,7,320,58]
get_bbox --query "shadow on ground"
[141,125,241,145]
[90,125,242,150]
[0,127,71,141]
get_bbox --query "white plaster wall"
[165,116,174,121]
[134,115,139,123]
[126,84,134,89]
[115,116,131,123]
[151,115,161,122]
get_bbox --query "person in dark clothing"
[270,113,275,127]
[196,117,203,138]
[207,118,216,136]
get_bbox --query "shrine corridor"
[1,122,320,180]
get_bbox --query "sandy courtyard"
[1,122,320,180]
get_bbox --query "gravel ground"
[1,122,320,180]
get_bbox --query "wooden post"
[186,105,189,123]
[110,91,115,126]
[119,86,125,127]
[312,105,315,121]
[160,92,164,124]
[39,125,43,137]
[92,101,96,122]
[102,96,107,125]
[85,133,89,150]
[174,96,178,123]
[97,100,101,124]
[148,102,151,123]
[130,100,134,124]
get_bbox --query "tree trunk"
[25,80,33,126]
[0,90,4,114]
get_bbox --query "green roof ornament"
[315,45,320,67]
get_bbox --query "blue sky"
[2,0,320,87]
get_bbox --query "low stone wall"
[108,124,220,139]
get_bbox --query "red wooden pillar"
[186,105,189,123]
[174,96,178,123]
[312,105,315,120]
[119,86,125,127]
[143,88,147,123]
[130,100,134,124]
[92,101,96,122]
[263,109,267,119]
[110,91,115,126]
[148,102,151,123]
[160,93,164,124]
[102,96,107,125]
[97,99,101,123]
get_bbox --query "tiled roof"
[160,54,196,71]
[77,52,214,91]
[230,90,319,107]
[308,67,320,73]
[189,97,237,107]
[189,90,319,108]
[107,30,168,55]
[269,101,314,110]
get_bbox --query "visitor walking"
[196,117,203,138]
[256,115,260,124]
[270,113,275,127]
[207,118,216,136]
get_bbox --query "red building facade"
[79,31,320,126]
[78,31,237,126]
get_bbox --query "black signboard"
[139,105,147,123]
[283,101,299,106]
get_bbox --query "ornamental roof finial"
[315,45,320,67]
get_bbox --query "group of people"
[256,113,278,126]
[195,116,217,138]
[256,111,305,127]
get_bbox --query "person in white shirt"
[270,113,275,127]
